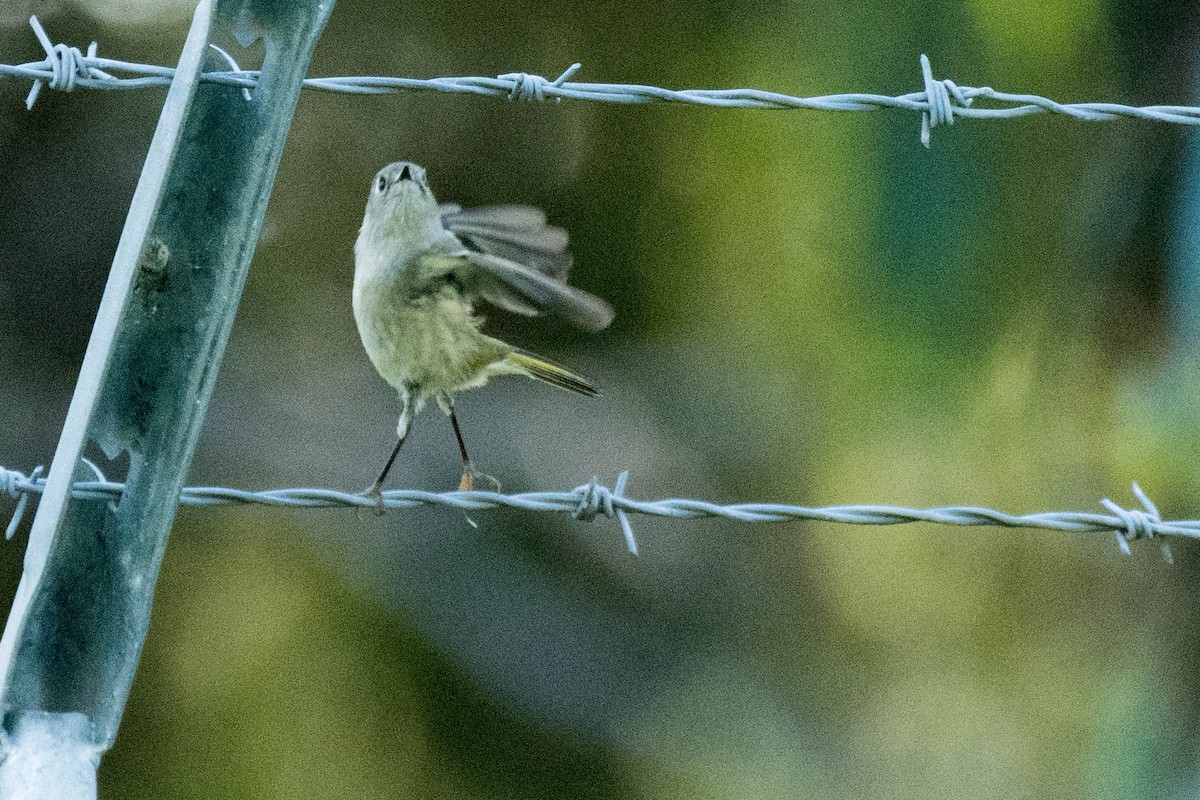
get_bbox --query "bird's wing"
[440,204,573,282]
[417,250,614,332]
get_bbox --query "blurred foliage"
[3,0,1200,797]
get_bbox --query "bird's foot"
[458,464,500,492]
[356,483,387,518]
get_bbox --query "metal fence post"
[0,0,334,795]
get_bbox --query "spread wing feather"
[440,204,572,281]
[436,203,611,329]
[417,249,614,332]
[461,252,614,332]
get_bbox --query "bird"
[353,161,614,502]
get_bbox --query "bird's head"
[361,161,441,243]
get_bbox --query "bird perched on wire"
[353,161,614,502]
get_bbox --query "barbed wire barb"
[206,43,253,102]
[1,465,1195,559]
[9,17,1200,146]
[2,466,41,541]
[1101,482,1173,563]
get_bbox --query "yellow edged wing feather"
[506,349,599,397]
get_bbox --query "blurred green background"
[3,0,1200,796]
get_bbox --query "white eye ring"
[375,175,387,192]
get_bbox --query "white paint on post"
[0,713,100,800]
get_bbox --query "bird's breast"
[353,270,502,394]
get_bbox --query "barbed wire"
[0,464,1189,560]
[6,17,1200,147]
[1,17,1193,561]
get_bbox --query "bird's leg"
[360,393,413,516]
[448,403,499,492]
[448,405,474,491]
[361,435,405,514]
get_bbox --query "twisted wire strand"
[7,18,1200,146]
[1,465,1193,558]
[2,17,1193,556]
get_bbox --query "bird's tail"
[506,349,599,397]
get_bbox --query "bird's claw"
[356,484,387,518]
[458,464,500,492]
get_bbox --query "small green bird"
[353,161,614,499]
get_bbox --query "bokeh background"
[3,0,1200,796]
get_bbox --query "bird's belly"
[354,282,506,394]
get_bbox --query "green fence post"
[0,1,334,795]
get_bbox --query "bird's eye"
[375,175,387,193]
